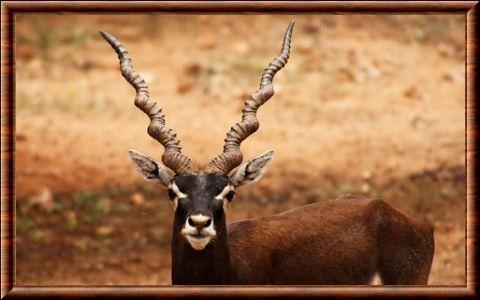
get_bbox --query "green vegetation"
[73,191,95,208]
[30,229,45,242]
[89,201,109,215]
[440,187,456,198]
[66,219,78,233]
[338,184,358,195]
[17,219,36,232]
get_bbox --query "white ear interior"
[229,150,275,188]
[128,149,173,186]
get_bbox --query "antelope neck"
[171,215,233,285]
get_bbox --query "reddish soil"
[15,15,465,285]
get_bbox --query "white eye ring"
[214,185,234,201]
[168,182,187,212]
[215,185,234,210]
[168,182,187,199]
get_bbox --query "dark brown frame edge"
[1,1,478,298]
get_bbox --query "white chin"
[185,235,211,250]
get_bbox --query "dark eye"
[168,189,176,200]
[225,191,235,202]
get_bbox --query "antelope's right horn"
[100,30,198,174]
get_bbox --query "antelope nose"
[188,215,212,230]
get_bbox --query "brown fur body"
[102,24,434,286]
[220,196,434,284]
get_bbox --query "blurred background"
[15,14,465,285]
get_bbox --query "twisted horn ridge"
[100,30,198,174]
[205,21,295,175]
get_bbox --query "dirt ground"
[14,15,465,285]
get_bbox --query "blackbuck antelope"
[101,21,434,285]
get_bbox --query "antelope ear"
[128,149,174,186]
[229,150,275,188]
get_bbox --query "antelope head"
[100,21,294,251]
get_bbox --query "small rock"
[96,225,114,236]
[72,237,89,250]
[442,70,460,83]
[16,133,27,142]
[28,58,43,74]
[362,170,372,180]
[130,193,145,206]
[29,187,54,211]
[365,65,381,78]
[360,183,370,194]
[404,86,425,100]
[184,63,202,77]
[442,72,454,82]
[340,67,365,84]
[352,71,366,84]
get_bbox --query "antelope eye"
[167,189,177,200]
[225,191,235,202]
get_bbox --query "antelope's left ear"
[229,150,275,188]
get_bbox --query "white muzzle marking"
[181,213,216,251]
[185,235,211,251]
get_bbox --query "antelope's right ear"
[128,150,174,186]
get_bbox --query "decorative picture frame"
[1,1,477,298]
